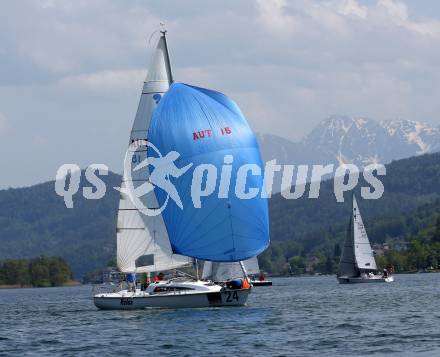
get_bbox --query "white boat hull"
[337,275,394,284]
[93,280,250,310]
[94,288,249,310]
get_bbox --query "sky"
[1,0,440,188]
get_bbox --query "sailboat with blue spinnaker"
[93,31,269,309]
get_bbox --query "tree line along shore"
[0,256,76,288]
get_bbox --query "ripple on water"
[1,275,440,356]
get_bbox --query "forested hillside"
[0,153,439,278]
[261,153,440,273]
[0,173,120,278]
[269,153,440,245]
[260,198,440,274]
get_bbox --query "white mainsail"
[117,32,191,273]
[353,195,377,270]
[201,258,260,281]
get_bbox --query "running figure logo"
[134,150,191,209]
[120,140,192,216]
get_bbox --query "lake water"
[1,274,439,356]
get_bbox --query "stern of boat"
[212,287,250,306]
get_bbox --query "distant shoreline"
[0,280,81,289]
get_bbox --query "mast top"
[159,22,167,37]
[146,25,173,85]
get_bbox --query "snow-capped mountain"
[257,115,440,169]
[380,119,440,156]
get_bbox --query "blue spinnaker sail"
[148,83,269,262]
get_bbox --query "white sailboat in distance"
[93,30,269,309]
[337,194,394,284]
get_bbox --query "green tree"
[289,256,306,275]
[29,256,51,287]
[48,257,72,286]
[1,259,29,286]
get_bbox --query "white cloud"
[378,0,408,20]
[1,0,440,188]
[59,69,145,93]
[1,0,160,76]
[256,0,297,35]
[338,0,368,19]
[375,0,440,36]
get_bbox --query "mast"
[160,30,174,84]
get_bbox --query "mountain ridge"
[257,115,440,169]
